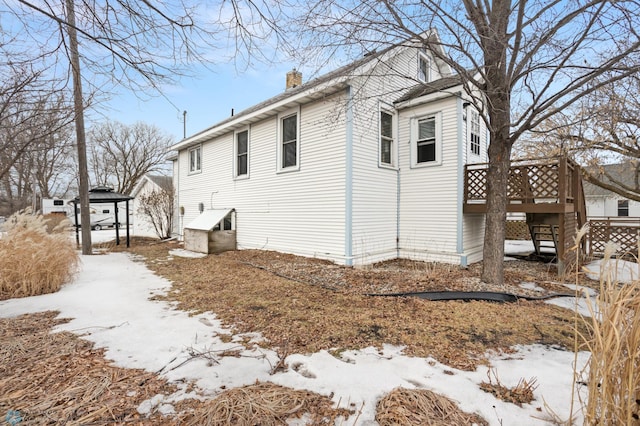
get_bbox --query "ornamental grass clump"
[0,210,79,299]
[576,237,640,425]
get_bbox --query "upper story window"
[470,110,481,156]
[188,145,201,174]
[380,109,394,167]
[278,107,300,171]
[618,199,629,216]
[235,129,249,178]
[418,49,430,83]
[411,112,442,167]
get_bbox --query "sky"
[1,234,626,425]
[101,61,300,143]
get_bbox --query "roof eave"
[171,79,351,151]
[395,86,463,110]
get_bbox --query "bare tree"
[517,72,640,202]
[296,0,640,284]
[2,0,291,253]
[88,121,174,195]
[0,60,76,215]
[137,186,174,239]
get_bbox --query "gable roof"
[583,162,638,197]
[147,175,172,191]
[394,75,462,104]
[130,174,173,197]
[171,32,452,151]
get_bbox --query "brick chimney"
[286,68,302,90]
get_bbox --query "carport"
[72,187,134,247]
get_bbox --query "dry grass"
[181,382,353,425]
[578,243,640,425]
[0,311,179,425]
[0,211,79,299]
[375,387,488,425]
[125,243,588,371]
[479,369,538,407]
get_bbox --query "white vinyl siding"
[586,196,640,218]
[177,92,348,263]
[398,97,484,263]
[175,43,487,267]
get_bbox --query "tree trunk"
[481,132,512,284]
[65,0,92,255]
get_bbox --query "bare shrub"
[137,186,174,239]
[479,369,538,407]
[0,210,79,299]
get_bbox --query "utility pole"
[65,0,92,254]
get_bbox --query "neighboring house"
[130,174,173,237]
[170,34,488,266]
[584,163,640,218]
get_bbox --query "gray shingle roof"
[147,175,172,191]
[583,163,637,197]
[394,75,462,103]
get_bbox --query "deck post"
[558,156,568,204]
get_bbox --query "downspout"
[456,95,467,267]
[396,110,401,259]
[345,85,354,266]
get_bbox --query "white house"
[171,36,488,266]
[130,174,173,238]
[584,163,640,219]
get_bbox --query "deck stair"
[527,214,560,256]
[464,156,587,274]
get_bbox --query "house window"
[618,200,629,217]
[470,110,481,156]
[418,50,430,82]
[188,145,201,173]
[417,116,436,163]
[235,129,249,177]
[380,110,394,166]
[213,213,233,231]
[278,108,300,171]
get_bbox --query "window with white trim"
[411,113,441,167]
[470,110,481,156]
[380,110,394,166]
[278,108,300,171]
[618,199,629,217]
[188,145,201,173]
[418,49,430,83]
[235,129,249,178]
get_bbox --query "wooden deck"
[463,156,587,274]
[463,157,586,218]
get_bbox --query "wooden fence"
[588,217,640,258]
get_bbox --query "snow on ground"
[584,258,640,283]
[0,252,591,425]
